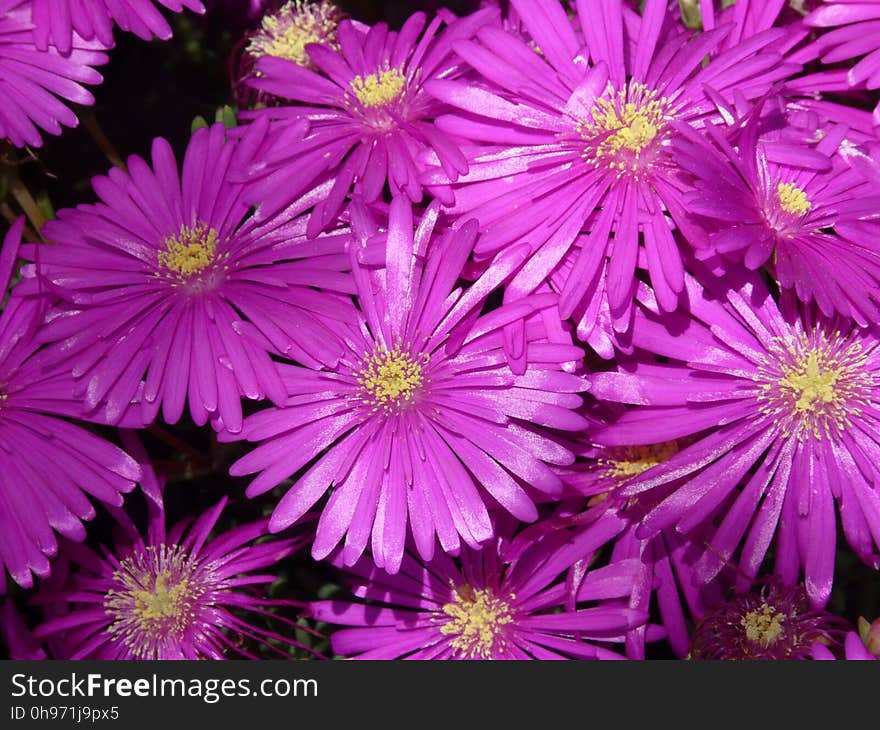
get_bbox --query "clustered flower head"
[2,0,880,661]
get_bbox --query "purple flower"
[238,8,496,233]
[310,513,647,659]
[812,631,878,660]
[421,0,797,336]
[690,581,846,660]
[32,438,307,660]
[26,123,351,435]
[589,267,880,607]
[803,1,880,125]
[245,1,345,68]
[30,0,205,54]
[675,114,880,323]
[226,197,588,574]
[0,219,141,591]
[0,0,108,148]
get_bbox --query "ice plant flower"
[238,7,496,232]
[690,581,846,660]
[310,513,647,659]
[33,442,308,660]
[0,0,108,148]
[422,0,798,334]
[30,0,205,54]
[246,1,344,68]
[0,219,141,591]
[803,1,880,125]
[26,123,352,435]
[590,267,880,606]
[675,118,880,323]
[227,197,588,574]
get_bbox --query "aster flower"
[238,7,496,233]
[25,122,352,435]
[690,581,846,660]
[30,0,205,54]
[227,196,588,574]
[0,219,141,591]
[590,267,880,606]
[0,0,109,148]
[422,0,798,334]
[310,512,647,659]
[33,441,309,660]
[675,115,880,323]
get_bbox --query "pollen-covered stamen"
[578,82,671,178]
[350,67,406,109]
[741,603,786,648]
[776,182,812,217]
[247,0,343,66]
[755,330,877,440]
[157,223,219,280]
[601,441,680,480]
[440,585,514,660]
[356,345,427,413]
[104,545,210,660]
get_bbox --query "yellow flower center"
[357,346,426,412]
[440,585,514,660]
[157,224,219,279]
[246,0,342,66]
[104,545,206,660]
[350,68,406,108]
[603,441,680,479]
[579,82,670,176]
[776,182,812,217]
[757,332,876,441]
[741,603,786,648]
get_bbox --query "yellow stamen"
[603,441,680,479]
[157,224,218,279]
[780,351,840,414]
[357,345,426,412]
[246,1,342,66]
[441,585,514,660]
[741,603,786,648]
[350,68,406,108]
[776,182,812,216]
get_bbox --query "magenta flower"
[421,0,797,334]
[812,632,878,660]
[227,197,588,574]
[30,0,205,54]
[0,219,141,592]
[803,1,880,126]
[675,116,880,323]
[690,581,846,660]
[0,0,108,148]
[238,8,496,232]
[310,513,647,659]
[26,123,351,435]
[33,440,307,660]
[590,267,880,607]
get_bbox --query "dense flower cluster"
[2,0,880,661]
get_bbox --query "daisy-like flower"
[422,0,798,334]
[227,196,588,574]
[589,267,880,606]
[25,123,352,435]
[675,116,880,323]
[690,581,846,660]
[238,7,496,233]
[245,1,344,68]
[803,1,880,126]
[560,437,723,658]
[310,513,647,659]
[0,0,109,148]
[0,219,141,591]
[33,442,308,660]
[30,0,205,54]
